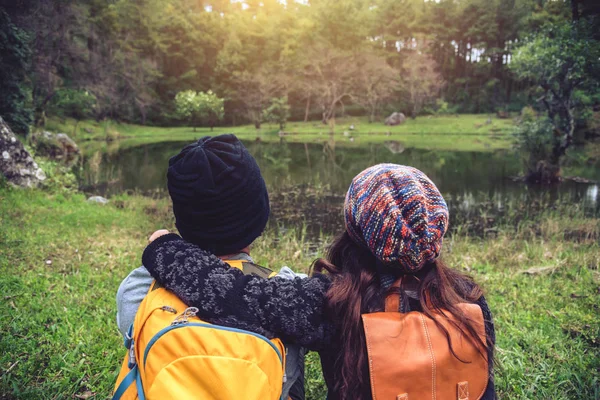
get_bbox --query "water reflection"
[78,139,599,236]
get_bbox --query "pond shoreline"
[47,114,516,153]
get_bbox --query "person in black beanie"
[115,134,306,400]
[167,134,270,254]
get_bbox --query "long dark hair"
[313,231,492,400]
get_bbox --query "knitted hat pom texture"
[344,164,449,272]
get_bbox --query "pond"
[78,139,600,237]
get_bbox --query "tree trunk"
[254,121,261,129]
[552,105,576,165]
[571,0,580,21]
[35,91,57,128]
[304,95,311,122]
[369,105,376,123]
[139,103,147,125]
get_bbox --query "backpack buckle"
[127,339,136,369]
[171,307,199,326]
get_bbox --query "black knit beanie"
[167,134,270,255]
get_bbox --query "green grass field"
[45,114,516,153]
[1,164,599,399]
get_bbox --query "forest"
[2,0,599,134]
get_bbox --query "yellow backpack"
[112,260,286,400]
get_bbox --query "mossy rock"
[31,131,79,161]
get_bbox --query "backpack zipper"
[142,320,284,367]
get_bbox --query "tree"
[49,89,96,137]
[175,90,224,131]
[0,10,32,135]
[232,69,285,129]
[402,49,444,118]
[353,55,401,123]
[510,20,600,183]
[263,97,291,130]
[302,47,359,124]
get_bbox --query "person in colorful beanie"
[116,134,306,400]
[142,163,496,400]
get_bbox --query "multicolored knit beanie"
[344,164,449,272]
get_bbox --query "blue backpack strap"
[112,365,138,400]
[136,369,146,400]
[112,364,146,400]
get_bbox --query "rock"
[87,196,109,205]
[30,131,79,161]
[84,128,94,134]
[0,116,47,187]
[343,131,350,137]
[349,124,355,131]
[496,110,510,119]
[384,112,406,126]
[55,133,79,154]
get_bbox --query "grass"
[1,167,599,399]
[44,114,516,153]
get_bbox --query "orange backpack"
[362,279,489,400]
[112,260,285,400]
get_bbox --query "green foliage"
[175,90,224,130]
[510,19,600,176]
[36,158,79,193]
[434,99,460,115]
[263,97,291,130]
[48,89,96,122]
[513,116,556,175]
[4,0,586,125]
[0,9,32,134]
[510,22,600,102]
[519,105,537,122]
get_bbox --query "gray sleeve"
[277,266,308,280]
[116,266,154,338]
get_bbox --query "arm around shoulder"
[142,234,335,350]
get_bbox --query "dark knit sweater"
[143,234,335,349]
[142,233,496,399]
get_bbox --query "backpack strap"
[384,276,422,313]
[112,364,145,400]
[225,259,277,278]
[384,279,403,312]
